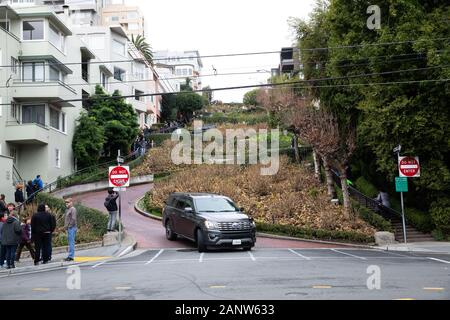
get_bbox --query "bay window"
[22,104,45,126]
[22,20,44,40]
[23,62,44,82]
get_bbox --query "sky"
[133,0,316,102]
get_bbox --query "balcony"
[20,41,66,64]
[4,122,50,145]
[130,98,147,113]
[11,81,77,107]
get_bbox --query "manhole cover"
[176,249,197,252]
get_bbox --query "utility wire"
[0,77,447,106]
[0,37,447,68]
[2,65,447,91]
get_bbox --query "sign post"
[394,145,421,245]
[109,151,130,248]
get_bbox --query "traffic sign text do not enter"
[109,166,130,188]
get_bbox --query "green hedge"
[352,201,393,232]
[354,177,378,198]
[430,198,450,238]
[256,221,374,243]
[141,192,162,217]
[146,133,172,146]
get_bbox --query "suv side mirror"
[239,207,245,212]
[185,207,193,213]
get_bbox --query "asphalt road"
[1,248,449,300]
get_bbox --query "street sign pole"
[396,147,407,245]
[118,150,122,248]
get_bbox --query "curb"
[134,195,163,221]
[18,241,104,260]
[133,197,379,249]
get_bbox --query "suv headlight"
[204,220,220,229]
[250,220,256,228]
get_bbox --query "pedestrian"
[104,188,119,232]
[0,194,8,216]
[374,188,391,209]
[15,184,25,214]
[15,217,35,263]
[31,204,56,265]
[64,198,77,262]
[32,175,43,192]
[0,212,5,267]
[45,205,56,261]
[26,180,35,203]
[0,211,22,269]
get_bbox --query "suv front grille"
[218,221,252,231]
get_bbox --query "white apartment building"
[0,2,162,199]
[153,50,203,92]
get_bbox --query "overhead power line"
[1,65,447,91]
[0,37,447,69]
[0,77,447,106]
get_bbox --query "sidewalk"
[0,232,137,276]
[378,241,450,254]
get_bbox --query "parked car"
[162,193,256,252]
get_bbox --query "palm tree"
[132,34,153,65]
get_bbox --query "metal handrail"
[331,169,402,221]
[17,149,140,211]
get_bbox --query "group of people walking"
[0,195,77,269]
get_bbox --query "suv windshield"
[194,197,238,213]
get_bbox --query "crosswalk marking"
[288,249,311,260]
[146,249,164,265]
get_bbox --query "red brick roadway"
[74,184,346,249]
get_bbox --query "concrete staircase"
[391,218,434,242]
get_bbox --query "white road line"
[331,249,367,260]
[428,257,450,264]
[288,249,311,260]
[146,249,164,265]
[248,251,256,261]
[92,261,107,269]
[199,253,204,263]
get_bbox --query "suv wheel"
[196,229,207,253]
[165,220,177,241]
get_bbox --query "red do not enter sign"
[109,166,130,187]
[399,156,420,178]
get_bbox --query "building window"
[111,16,119,22]
[55,149,61,168]
[22,104,45,126]
[10,147,17,165]
[135,89,144,101]
[11,103,20,120]
[61,112,66,133]
[49,23,64,51]
[49,65,60,81]
[0,20,10,32]
[128,23,139,31]
[101,72,109,89]
[112,40,126,56]
[22,62,44,82]
[22,20,44,41]
[127,11,138,19]
[50,107,60,130]
[11,57,19,74]
[114,67,125,81]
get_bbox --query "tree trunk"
[312,150,321,181]
[293,134,300,163]
[322,156,336,199]
[339,171,352,218]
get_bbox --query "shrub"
[352,201,393,232]
[146,133,172,147]
[430,198,450,237]
[256,222,374,243]
[354,177,378,198]
[405,207,434,233]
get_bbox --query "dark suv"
[162,193,256,252]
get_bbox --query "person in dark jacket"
[104,189,119,232]
[31,204,56,265]
[0,211,22,269]
[15,184,25,214]
[0,194,7,216]
[26,181,34,204]
[15,217,35,263]
[0,212,4,267]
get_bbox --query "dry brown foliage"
[149,155,375,235]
